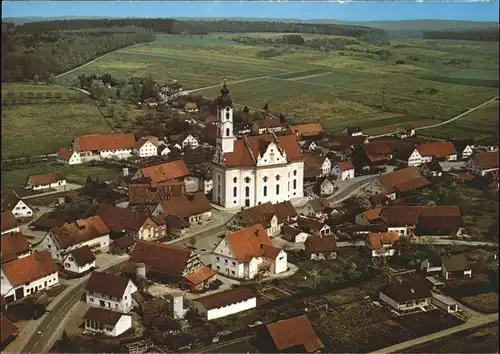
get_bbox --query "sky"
[2,1,499,22]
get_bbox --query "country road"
[369,95,499,139]
[369,313,499,354]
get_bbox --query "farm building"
[191,287,257,321]
[83,307,132,337]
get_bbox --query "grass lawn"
[1,161,123,193]
[460,292,499,314]
[2,100,113,159]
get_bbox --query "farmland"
[2,83,113,159]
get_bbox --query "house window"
[233,187,237,197]
[226,128,230,136]
[245,186,250,197]
[263,186,267,197]
[276,185,280,195]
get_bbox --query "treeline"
[2,31,155,82]
[8,18,389,44]
[423,30,499,42]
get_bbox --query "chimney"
[123,168,129,177]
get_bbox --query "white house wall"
[12,200,33,218]
[86,280,137,313]
[199,297,257,320]
[1,271,59,301]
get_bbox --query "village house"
[62,245,96,275]
[395,125,416,139]
[304,235,337,260]
[297,216,332,237]
[211,85,304,210]
[57,148,82,165]
[45,216,111,262]
[354,141,393,168]
[1,232,32,264]
[252,119,287,135]
[165,215,190,238]
[85,271,138,313]
[365,167,430,200]
[133,137,158,157]
[82,307,132,337]
[379,279,433,314]
[2,190,34,220]
[332,161,355,180]
[414,213,463,237]
[316,178,335,196]
[109,234,136,255]
[191,287,257,321]
[441,254,472,280]
[281,225,309,243]
[1,211,20,235]
[344,126,363,137]
[410,142,458,165]
[303,140,318,151]
[195,165,213,195]
[212,224,287,280]
[382,205,461,236]
[227,201,297,237]
[327,135,368,157]
[98,203,167,241]
[452,139,475,160]
[30,213,65,232]
[1,315,19,349]
[301,198,335,221]
[465,150,499,176]
[355,207,383,225]
[184,102,198,113]
[258,315,324,353]
[169,133,199,150]
[431,292,459,314]
[290,123,325,141]
[367,232,399,258]
[157,144,171,156]
[303,152,332,177]
[73,133,137,161]
[1,250,59,303]
[421,254,444,274]
[393,146,422,167]
[25,172,66,191]
[132,159,191,186]
[128,242,215,291]
[152,192,211,225]
[419,159,443,177]
[128,180,185,208]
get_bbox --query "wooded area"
[423,30,499,42]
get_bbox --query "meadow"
[2,83,113,159]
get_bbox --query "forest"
[423,30,499,42]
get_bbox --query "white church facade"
[211,83,305,210]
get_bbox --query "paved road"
[369,313,498,354]
[369,95,499,139]
[23,183,83,200]
[3,153,57,163]
[327,175,377,204]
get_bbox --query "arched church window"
[263,186,267,197]
[233,187,237,197]
[226,112,230,120]
[226,128,230,137]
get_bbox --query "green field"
[2,84,113,159]
[28,34,500,141]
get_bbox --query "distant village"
[1,82,498,353]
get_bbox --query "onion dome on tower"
[216,80,233,108]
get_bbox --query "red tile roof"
[415,142,457,159]
[98,203,148,233]
[1,210,19,232]
[378,167,429,194]
[265,315,324,353]
[221,134,302,168]
[1,315,19,345]
[393,176,431,192]
[30,172,65,187]
[57,148,74,161]
[226,224,281,262]
[363,141,392,162]
[158,192,211,218]
[470,151,499,170]
[128,181,185,205]
[305,235,337,253]
[51,216,110,249]
[2,250,58,287]
[75,133,136,152]
[362,207,383,221]
[337,160,354,171]
[183,266,216,286]
[368,232,399,249]
[134,137,155,150]
[383,206,461,227]
[1,232,31,264]
[256,119,285,129]
[290,123,324,137]
[137,160,190,185]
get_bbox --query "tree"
[243,105,250,115]
[263,102,269,112]
[309,269,323,288]
[189,236,196,247]
[33,74,39,83]
[279,113,285,123]
[108,106,115,117]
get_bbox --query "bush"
[395,59,405,65]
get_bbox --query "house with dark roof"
[332,160,355,180]
[128,180,185,206]
[281,225,309,243]
[258,315,324,353]
[365,167,430,200]
[441,254,472,280]
[395,125,415,139]
[301,198,335,221]
[297,216,332,237]
[1,250,59,303]
[303,152,332,178]
[212,224,287,280]
[62,246,96,275]
[45,216,110,262]
[1,315,19,349]
[98,203,167,241]
[304,235,337,260]
[379,279,433,313]
[354,141,393,168]
[227,201,298,236]
[152,192,211,226]
[73,133,136,161]
[355,207,383,226]
[419,159,443,177]
[85,271,138,313]
[1,210,20,235]
[316,177,335,196]
[382,205,461,236]
[191,287,257,320]
[25,172,66,191]
[1,190,34,220]
[343,126,363,137]
[1,232,32,264]
[109,234,136,255]
[452,139,475,160]
[30,213,65,232]
[83,307,132,337]
[366,232,399,258]
[465,150,499,176]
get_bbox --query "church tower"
[215,81,236,162]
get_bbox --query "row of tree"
[423,30,499,42]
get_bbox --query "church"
[211,83,305,210]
